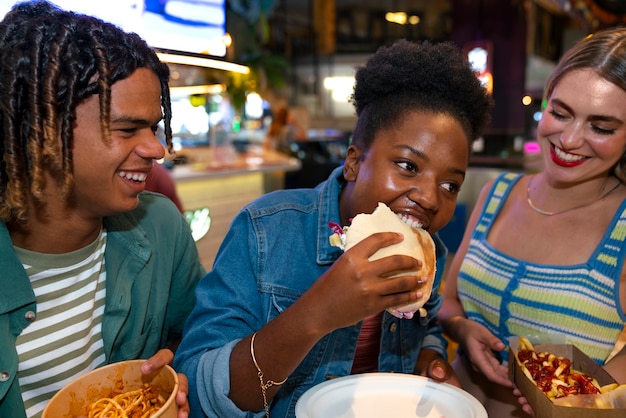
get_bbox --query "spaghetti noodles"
[87,383,165,418]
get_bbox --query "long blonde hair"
[544,27,626,183]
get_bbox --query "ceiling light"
[385,12,407,25]
[170,84,226,96]
[157,52,250,74]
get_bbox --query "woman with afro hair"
[174,39,493,418]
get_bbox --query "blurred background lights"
[324,76,355,102]
[245,92,264,119]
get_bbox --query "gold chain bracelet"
[250,332,288,417]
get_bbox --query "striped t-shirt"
[458,172,626,364]
[15,229,107,418]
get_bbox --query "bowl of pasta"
[42,359,178,418]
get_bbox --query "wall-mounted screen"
[0,0,227,56]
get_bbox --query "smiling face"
[70,67,165,219]
[537,69,626,183]
[340,111,469,234]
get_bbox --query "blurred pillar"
[314,0,336,55]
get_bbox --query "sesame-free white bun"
[344,202,436,319]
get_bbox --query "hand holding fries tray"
[509,336,626,418]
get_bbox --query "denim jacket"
[174,167,449,418]
[0,193,205,418]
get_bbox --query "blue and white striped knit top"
[458,172,626,364]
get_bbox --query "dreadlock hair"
[0,0,172,222]
[350,39,492,152]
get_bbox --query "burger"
[329,202,436,319]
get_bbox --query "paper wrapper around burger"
[330,202,436,319]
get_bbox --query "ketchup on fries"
[516,337,602,399]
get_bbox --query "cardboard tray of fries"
[508,336,626,418]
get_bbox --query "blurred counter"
[469,155,525,169]
[171,147,301,180]
[171,147,301,269]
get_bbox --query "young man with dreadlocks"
[0,2,205,417]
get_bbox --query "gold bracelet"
[250,332,288,417]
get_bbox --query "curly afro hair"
[350,39,493,151]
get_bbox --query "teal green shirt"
[0,192,205,418]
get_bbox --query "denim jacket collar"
[315,167,346,265]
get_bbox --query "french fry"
[519,336,535,351]
[601,383,619,393]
